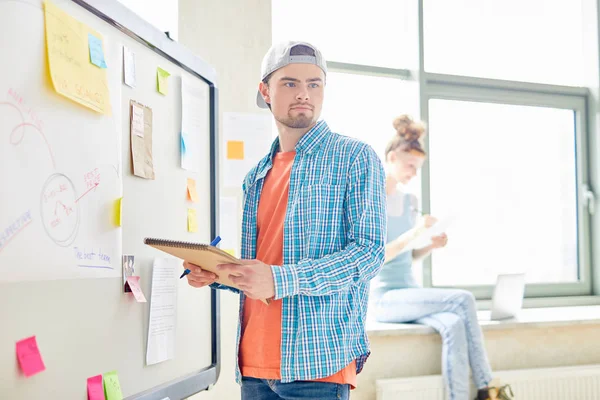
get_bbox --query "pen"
[179,236,222,279]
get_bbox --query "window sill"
[366,304,600,338]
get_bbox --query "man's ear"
[259,81,271,106]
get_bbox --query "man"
[184,41,386,400]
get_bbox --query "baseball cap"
[256,41,327,109]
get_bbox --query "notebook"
[144,237,270,304]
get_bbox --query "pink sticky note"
[126,276,147,302]
[87,374,106,400]
[16,336,46,377]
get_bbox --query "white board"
[0,1,218,399]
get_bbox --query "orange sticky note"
[16,336,46,377]
[227,141,244,160]
[187,178,199,203]
[187,208,197,233]
[87,374,105,400]
[126,276,147,303]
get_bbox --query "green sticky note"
[103,370,123,400]
[157,67,170,95]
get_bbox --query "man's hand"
[183,261,218,288]
[218,259,275,300]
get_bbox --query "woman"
[370,115,514,400]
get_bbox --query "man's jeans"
[241,377,350,400]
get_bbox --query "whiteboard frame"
[69,1,221,398]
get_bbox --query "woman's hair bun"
[393,114,425,143]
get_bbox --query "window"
[272,0,418,69]
[424,0,586,86]
[272,0,597,300]
[427,99,582,291]
[322,72,419,156]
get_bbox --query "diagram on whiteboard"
[0,33,122,282]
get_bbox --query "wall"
[177,2,600,400]
[353,323,600,400]
[178,1,272,399]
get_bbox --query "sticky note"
[88,33,107,68]
[227,141,244,160]
[44,1,111,114]
[103,370,123,400]
[126,276,147,302]
[187,178,199,203]
[187,208,197,233]
[16,336,46,377]
[87,375,105,400]
[157,67,170,95]
[180,132,187,155]
[114,197,122,227]
[224,249,235,256]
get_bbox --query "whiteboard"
[0,0,220,399]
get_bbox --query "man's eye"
[285,82,296,87]
[309,83,320,88]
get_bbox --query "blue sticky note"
[180,132,187,155]
[88,33,107,69]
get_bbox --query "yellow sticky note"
[103,370,123,400]
[157,67,170,95]
[187,178,199,203]
[224,249,235,256]
[227,141,244,160]
[44,1,111,114]
[187,208,197,233]
[114,197,122,227]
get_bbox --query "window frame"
[419,74,592,298]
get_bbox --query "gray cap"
[256,41,327,109]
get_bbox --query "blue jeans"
[241,377,350,400]
[372,288,493,400]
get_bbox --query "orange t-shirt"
[238,151,356,387]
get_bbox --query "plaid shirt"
[214,120,386,383]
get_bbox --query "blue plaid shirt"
[214,120,386,383]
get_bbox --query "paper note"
[16,336,45,377]
[224,249,235,256]
[187,178,199,203]
[181,76,207,172]
[88,33,107,68]
[87,375,105,400]
[114,197,122,227]
[219,196,239,256]
[403,215,456,253]
[126,276,147,302]
[187,208,198,233]
[130,100,155,179]
[157,67,170,95]
[123,46,136,87]
[44,1,111,114]
[223,113,273,188]
[146,258,178,365]
[131,103,145,138]
[103,370,123,400]
[122,255,135,292]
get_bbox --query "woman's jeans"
[373,288,493,400]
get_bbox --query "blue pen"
[180,236,222,279]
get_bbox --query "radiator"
[376,364,600,400]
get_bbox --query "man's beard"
[275,112,315,129]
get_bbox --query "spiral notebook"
[144,237,270,304]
